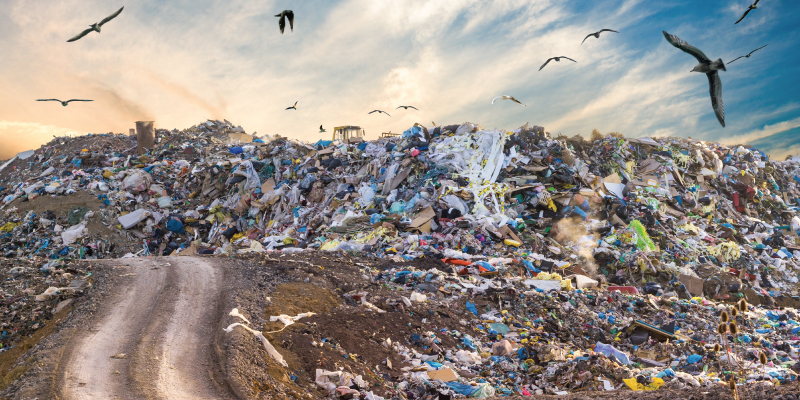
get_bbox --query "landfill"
[4,119,800,398]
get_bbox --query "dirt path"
[59,257,235,400]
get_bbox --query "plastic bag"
[226,160,261,191]
[471,383,496,398]
[389,201,406,214]
[123,171,153,193]
[358,186,376,204]
[61,224,87,245]
[594,342,631,365]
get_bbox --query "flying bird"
[286,101,297,110]
[735,0,761,24]
[663,31,726,127]
[396,106,419,111]
[369,110,391,117]
[491,96,526,106]
[66,6,124,42]
[319,125,326,132]
[539,56,577,71]
[275,10,294,34]
[581,29,618,45]
[728,44,768,64]
[36,99,93,106]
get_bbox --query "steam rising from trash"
[555,217,600,278]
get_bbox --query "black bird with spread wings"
[369,110,391,117]
[396,106,419,111]
[319,125,326,133]
[728,44,768,64]
[67,6,124,42]
[286,101,298,110]
[539,56,577,71]
[663,31,727,127]
[581,29,618,45]
[736,0,761,24]
[275,10,294,34]
[37,99,93,106]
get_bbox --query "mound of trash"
[3,119,800,397]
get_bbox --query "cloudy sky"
[1,0,798,159]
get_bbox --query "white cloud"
[719,116,800,145]
[0,0,796,155]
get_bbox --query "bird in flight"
[491,96,526,106]
[275,10,294,34]
[728,44,768,64]
[67,6,124,42]
[37,99,93,106]
[735,0,761,24]
[319,125,326,132]
[663,31,726,127]
[286,101,298,110]
[581,29,618,45]
[369,110,391,117]
[396,106,419,111]
[539,56,577,71]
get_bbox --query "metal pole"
[135,121,155,155]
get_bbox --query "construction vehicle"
[381,131,400,138]
[333,126,365,144]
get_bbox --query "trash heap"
[4,119,800,396]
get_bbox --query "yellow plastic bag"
[623,377,664,391]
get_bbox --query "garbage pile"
[4,119,800,396]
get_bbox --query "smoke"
[144,73,228,119]
[554,217,600,278]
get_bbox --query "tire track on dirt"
[60,257,235,400]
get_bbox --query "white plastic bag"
[123,171,153,193]
[61,224,87,245]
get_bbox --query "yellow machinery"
[333,126,365,143]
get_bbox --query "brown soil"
[0,303,73,391]
[6,190,103,216]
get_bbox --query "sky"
[1,0,798,160]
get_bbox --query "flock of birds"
[492,0,769,128]
[36,2,772,131]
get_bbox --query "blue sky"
[0,0,798,159]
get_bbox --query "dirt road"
[58,257,236,400]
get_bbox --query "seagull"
[396,106,419,111]
[728,44,768,64]
[36,99,93,106]
[491,96,526,106]
[369,110,391,117]
[539,56,577,71]
[319,125,326,132]
[735,0,761,24]
[663,31,726,127]
[275,10,294,34]
[66,6,124,42]
[581,29,618,45]
[286,101,297,110]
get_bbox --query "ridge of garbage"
[2,120,800,398]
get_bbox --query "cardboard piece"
[261,178,275,193]
[638,159,661,175]
[604,173,622,184]
[498,225,522,243]
[679,274,704,296]
[407,206,435,233]
[427,368,458,382]
[389,168,412,191]
[626,320,676,342]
